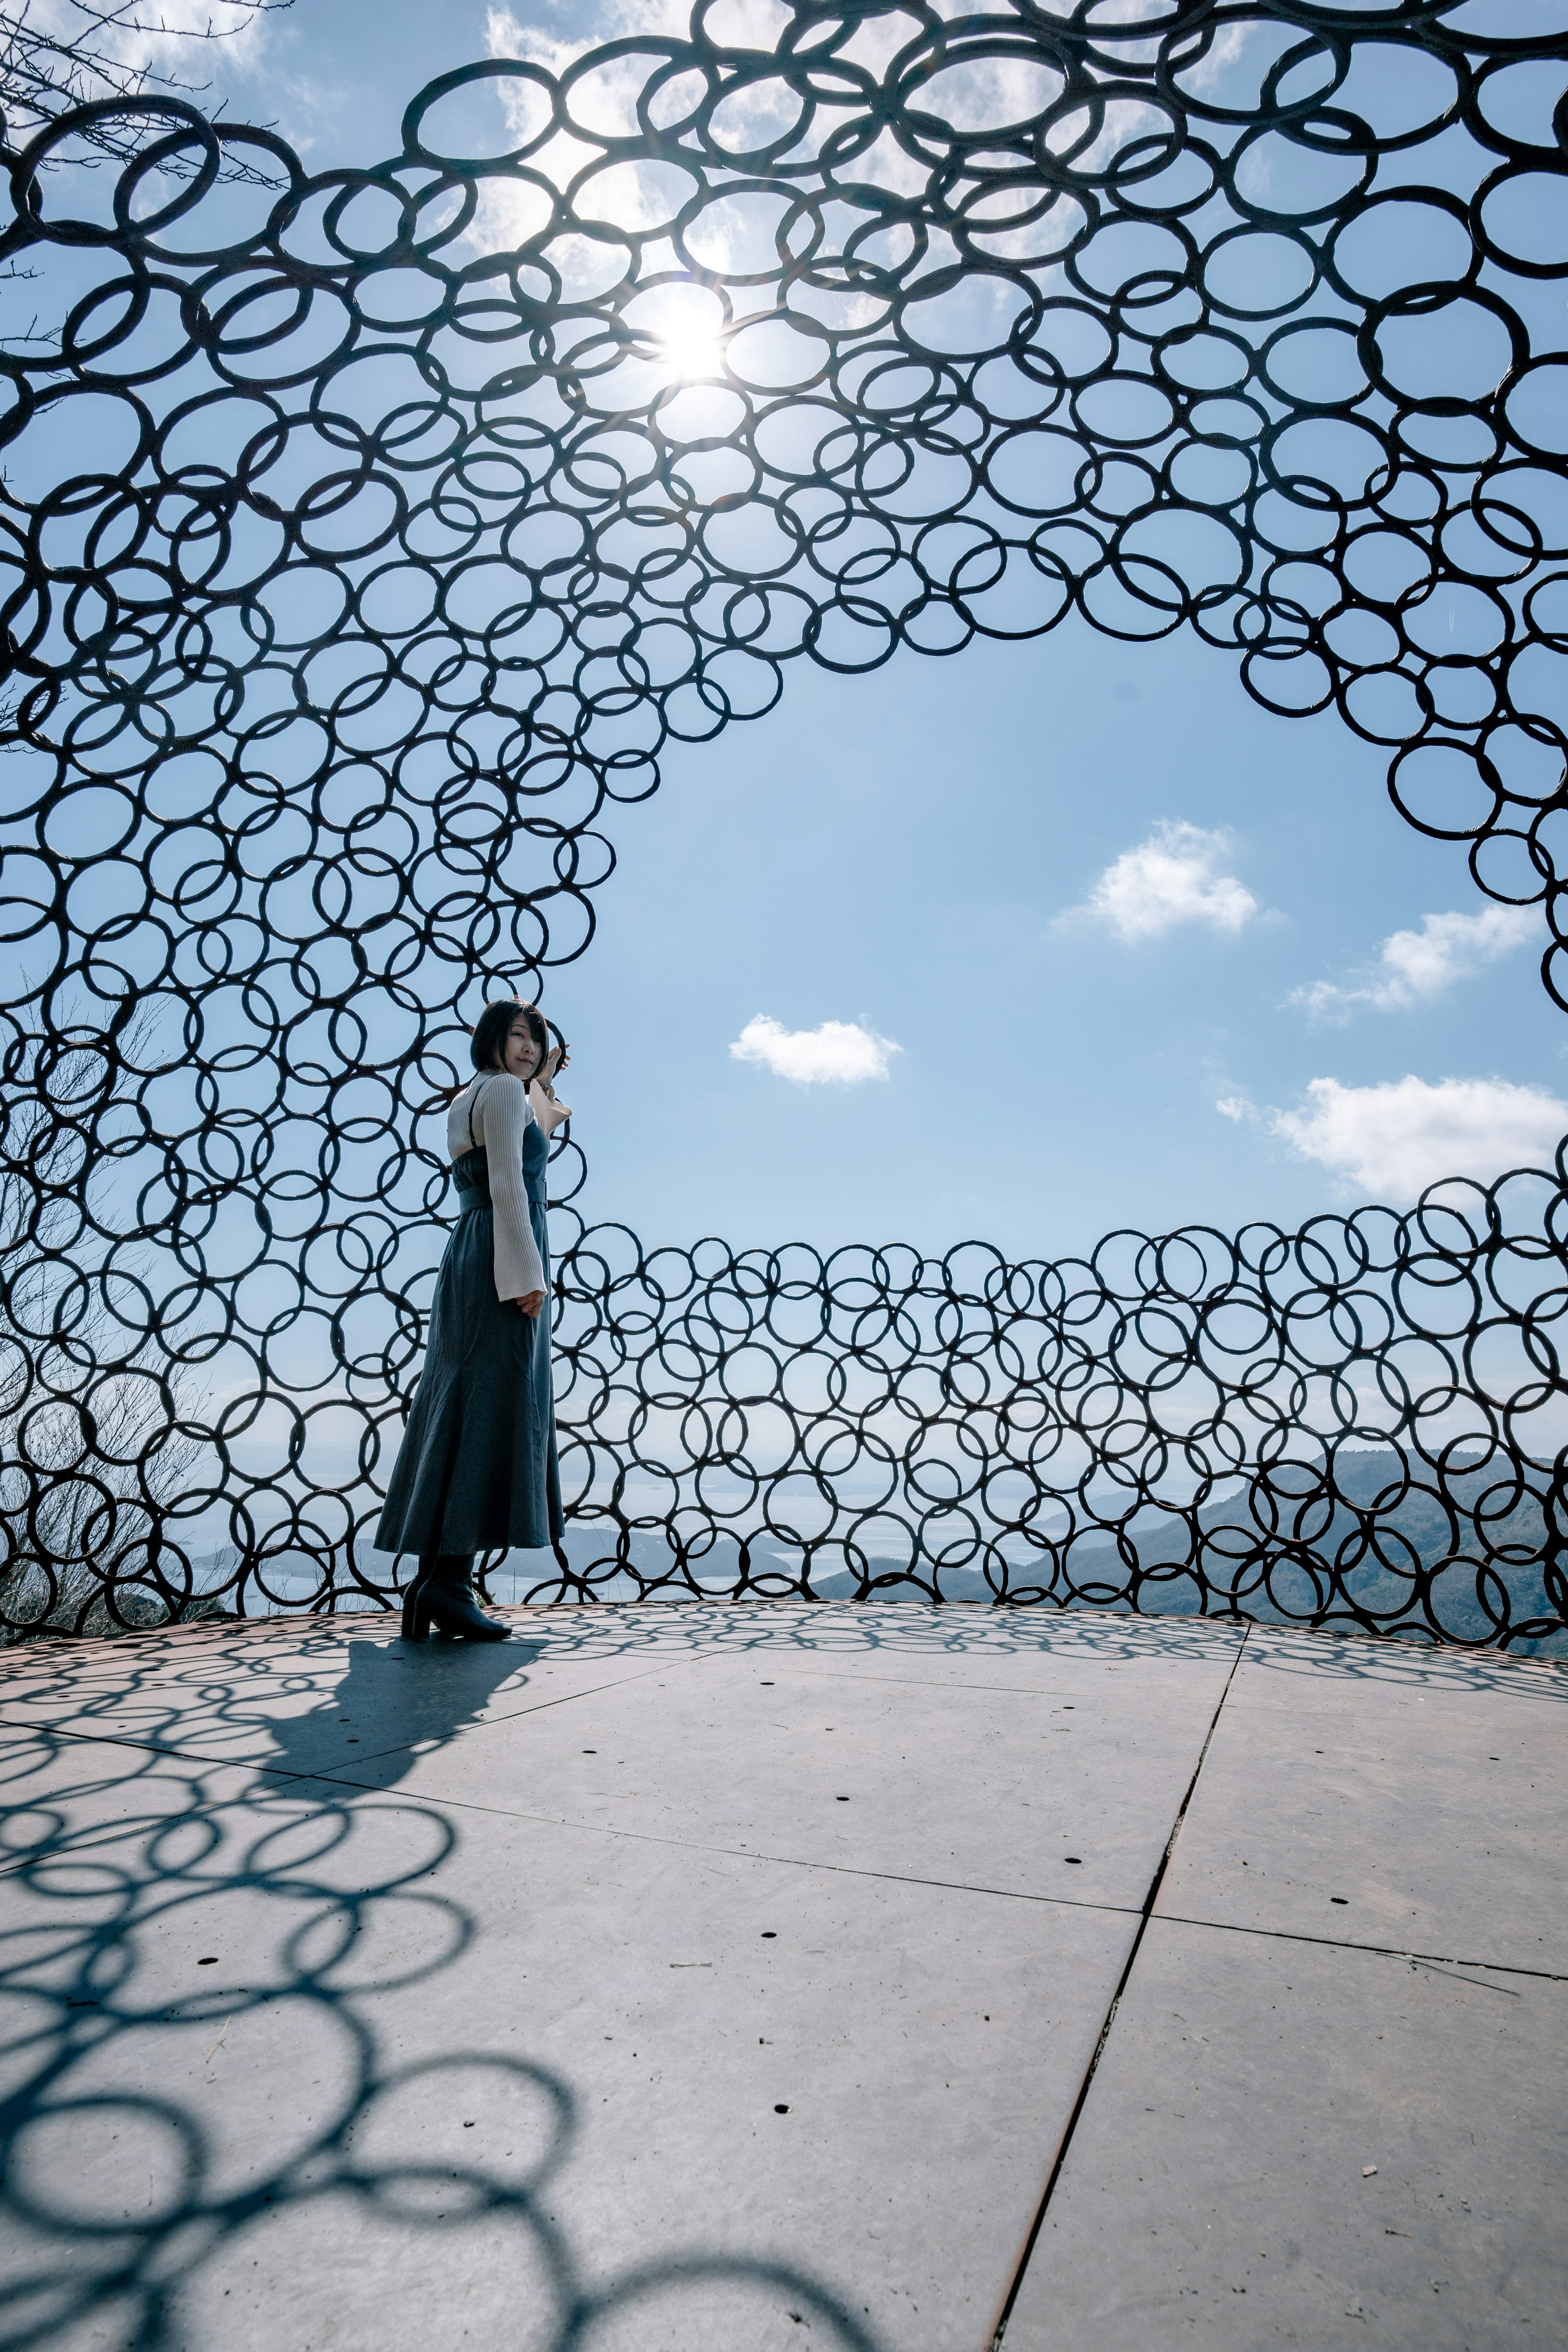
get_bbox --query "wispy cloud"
[730,1015,900,1086]
[1064,820,1259,944]
[1290,907,1539,1025]
[1263,1074,1566,1201]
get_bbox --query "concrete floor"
[0,1605,1562,2350]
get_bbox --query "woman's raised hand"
[515,1290,545,1319]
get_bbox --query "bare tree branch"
[0,0,294,179]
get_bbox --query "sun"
[652,318,726,384]
[632,284,728,385]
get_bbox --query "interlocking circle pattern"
[1,1,1566,1645]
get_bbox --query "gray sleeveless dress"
[375,1107,564,1557]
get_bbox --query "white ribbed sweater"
[448,1073,546,1302]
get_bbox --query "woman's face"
[501,1016,543,1082]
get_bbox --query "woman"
[376,999,570,1640]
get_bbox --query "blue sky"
[561,613,1562,1258]
[47,0,1568,1261]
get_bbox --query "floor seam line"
[0,1749,1149,1915]
[347,1650,731,1764]
[0,1720,334,1782]
[1151,1910,1568,1984]
[0,1650,729,1777]
[783,1662,1243,1700]
[239,1766,1153,1912]
[986,1618,1254,2348]
[2,1720,1144,1918]
[0,1750,352,1878]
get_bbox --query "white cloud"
[730,1015,900,1086]
[1290,906,1539,1024]
[477,0,804,264]
[1067,820,1258,943]
[1270,1076,1567,1202]
[477,0,1181,256]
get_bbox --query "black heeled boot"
[419,1554,509,1642]
[400,1562,431,1640]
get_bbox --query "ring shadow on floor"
[0,1714,885,2352]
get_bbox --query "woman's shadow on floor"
[266,1622,544,1791]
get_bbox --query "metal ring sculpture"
[1,1,1566,1646]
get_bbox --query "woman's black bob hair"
[470,998,548,1076]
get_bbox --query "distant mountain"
[1040,1449,1565,1652]
[540,1452,1561,1653]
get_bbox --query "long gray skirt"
[375,1161,564,1557]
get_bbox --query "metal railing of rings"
[1,1,1566,1647]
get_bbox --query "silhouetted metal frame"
[1,1,1566,1645]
